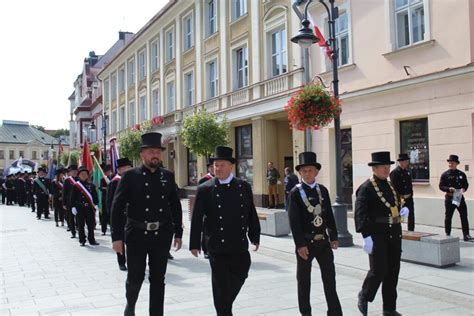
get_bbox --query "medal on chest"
[297,184,324,227]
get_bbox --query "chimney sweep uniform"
[390,153,415,231]
[33,168,51,219]
[63,165,78,238]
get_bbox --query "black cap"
[209,146,235,164]
[295,152,321,171]
[117,158,133,168]
[77,166,90,176]
[68,164,78,171]
[397,153,410,161]
[368,151,394,166]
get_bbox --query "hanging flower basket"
[285,82,342,131]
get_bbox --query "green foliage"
[61,151,80,166]
[49,129,70,138]
[179,110,229,157]
[31,125,46,132]
[118,121,152,162]
[89,143,100,159]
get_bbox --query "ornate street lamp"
[291,0,353,247]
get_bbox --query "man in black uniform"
[0,176,5,205]
[197,161,215,259]
[99,164,112,235]
[27,172,36,212]
[70,166,99,247]
[288,152,342,316]
[63,165,78,238]
[439,154,471,241]
[51,168,65,227]
[390,153,415,231]
[355,152,408,316]
[33,168,51,219]
[16,171,27,206]
[110,132,183,316]
[6,174,15,205]
[107,157,133,271]
[190,146,261,316]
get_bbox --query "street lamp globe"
[291,19,319,49]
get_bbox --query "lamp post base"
[332,201,353,247]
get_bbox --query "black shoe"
[90,241,100,246]
[56,222,59,227]
[70,234,76,239]
[119,265,128,271]
[464,235,472,241]
[67,228,70,231]
[204,253,209,259]
[168,252,174,260]
[124,304,135,316]
[102,232,106,236]
[383,311,402,316]
[357,291,368,315]
[80,242,85,247]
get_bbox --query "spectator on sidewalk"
[288,152,342,316]
[439,154,471,241]
[266,161,280,208]
[284,167,299,211]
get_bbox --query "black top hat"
[397,153,410,161]
[77,166,89,176]
[37,167,47,173]
[210,146,235,164]
[68,164,78,171]
[295,152,322,171]
[447,154,460,164]
[368,151,394,166]
[117,158,133,168]
[141,132,166,150]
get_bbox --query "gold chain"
[370,176,399,209]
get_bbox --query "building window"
[187,149,198,186]
[139,95,147,122]
[184,71,194,107]
[166,81,175,113]
[111,110,117,134]
[118,68,125,92]
[207,59,218,99]
[270,28,287,77]
[128,57,135,87]
[183,13,194,51]
[119,105,126,131]
[236,125,253,185]
[231,0,247,21]
[152,89,161,116]
[19,150,24,158]
[395,0,425,48]
[325,11,350,68]
[129,100,136,126]
[0,150,4,159]
[9,150,14,159]
[31,151,37,160]
[400,118,429,182]
[206,0,217,37]
[104,79,110,103]
[166,28,175,62]
[138,50,146,81]
[111,72,117,100]
[234,46,248,89]
[151,39,159,72]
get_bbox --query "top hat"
[397,153,410,161]
[447,154,460,164]
[140,132,166,150]
[368,151,395,166]
[295,152,322,171]
[68,164,78,171]
[209,146,235,164]
[117,158,133,168]
[77,166,89,176]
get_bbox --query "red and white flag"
[307,13,332,61]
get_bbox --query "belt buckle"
[387,217,394,224]
[313,234,324,241]
[146,222,159,231]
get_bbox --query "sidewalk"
[0,201,472,315]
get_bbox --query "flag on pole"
[81,139,94,173]
[66,151,71,167]
[92,158,103,212]
[47,147,55,179]
[307,12,332,61]
[109,137,120,174]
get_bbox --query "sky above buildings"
[0,0,168,129]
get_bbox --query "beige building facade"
[99,0,306,206]
[307,0,474,227]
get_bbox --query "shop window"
[400,118,429,182]
[236,125,253,185]
[188,150,198,186]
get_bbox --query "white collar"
[217,173,234,184]
[302,179,317,189]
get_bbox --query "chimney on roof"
[119,31,126,40]
[88,51,99,66]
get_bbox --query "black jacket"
[110,166,183,245]
[288,182,338,248]
[439,169,469,199]
[189,177,260,254]
[32,177,51,196]
[354,177,402,239]
[389,166,413,196]
[285,173,299,194]
[62,177,76,209]
[70,180,98,212]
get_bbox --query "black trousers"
[76,209,96,244]
[53,200,65,223]
[29,193,35,211]
[125,241,170,315]
[296,241,342,316]
[99,209,108,234]
[6,190,14,205]
[209,251,251,316]
[445,197,470,237]
[404,198,415,231]
[118,240,126,266]
[361,235,401,312]
[36,195,49,219]
[1,190,5,204]
[17,191,26,206]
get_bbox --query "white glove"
[363,236,373,255]
[49,194,52,198]
[33,195,37,199]
[72,207,77,216]
[400,207,409,219]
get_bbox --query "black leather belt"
[375,216,401,224]
[127,218,161,231]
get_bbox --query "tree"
[31,125,46,133]
[61,150,80,167]
[179,110,229,158]
[50,129,70,138]
[118,121,152,162]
